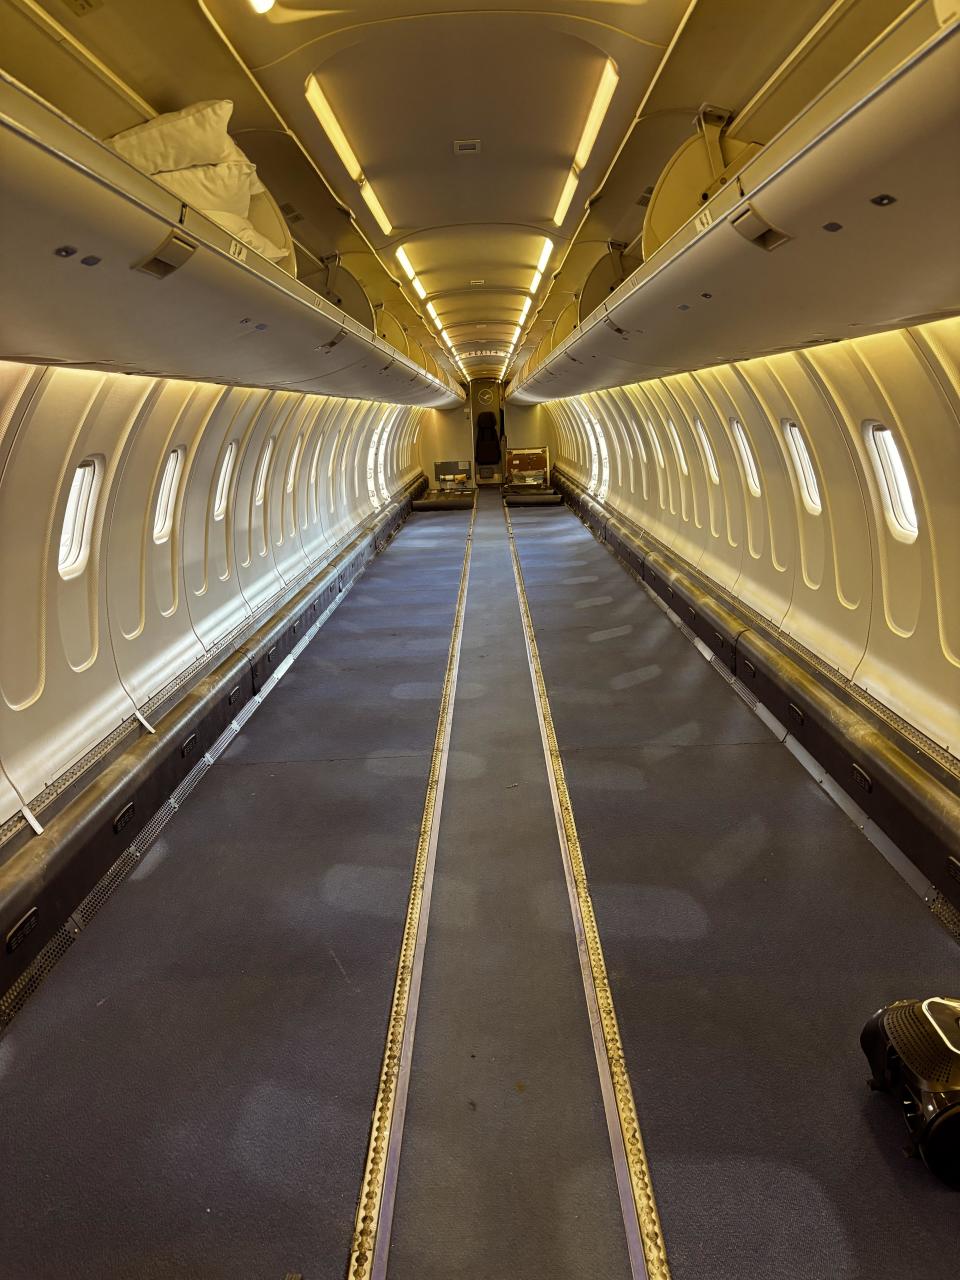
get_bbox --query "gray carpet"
[387,491,632,1280]
[510,505,960,1280]
[0,511,471,1280]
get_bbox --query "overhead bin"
[508,9,959,404]
[0,72,463,409]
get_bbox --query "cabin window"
[286,434,303,494]
[647,421,665,469]
[696,420,719,484]
[632,420,648,465]
[783,420,821,515]
[153,447,185,544]
[667,420,688,475]
[214,442,237,521]
[731,418,761,496]
[58,457,102,579]
[255,437,275,506]
[867,422,918,540]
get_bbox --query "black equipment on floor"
[861,997,960,1188]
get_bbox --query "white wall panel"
[545,317,960,753]
[0,362,422,823]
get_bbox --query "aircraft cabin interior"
[1,1,959,1277]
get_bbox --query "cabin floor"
[0,490,956,1280]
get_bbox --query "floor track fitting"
[503,501,671,1280]
[348,497,477,1280]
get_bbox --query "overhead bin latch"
[317,327,348,352]
[133,230,197,280]
[731,202,792,252]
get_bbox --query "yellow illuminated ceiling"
[209,0,688,380]
[4,0,898,384]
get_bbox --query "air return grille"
[453,139,481,154]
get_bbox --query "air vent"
[470,279,485,286]
[279,202,304,224]
[636,185,653,208]
[453,139,481,154]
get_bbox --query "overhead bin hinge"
[133,230,197,279]
[731,203,792,251]
[695,105,734,181]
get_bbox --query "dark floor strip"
[0,511,471,1280]
[386,491,633,1280]
[510,503,960,1280]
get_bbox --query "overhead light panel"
[306,73,392,235]
[305,74,361,181]
[359,179,392,235]
[553,168,579,226]
[519,297,531,322]
[536,237,554,274]
[426,301,442,330]
[441,329,453,347]
[511,324,521,343]
[530,270,543,292]
[248,0,274,11]
[574,58,619,171]
[395,246,415,280]
[552,60,618,226]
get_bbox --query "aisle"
[385,489,635,1280]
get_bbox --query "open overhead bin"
[508,5,959,405]
[0,73,463,409]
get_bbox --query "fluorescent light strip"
[536,237,554,274]
[305,74,361,181]
[552,60,618,226]
[519,297,531,322]
[359,179,392,235]
[574,58,619,171]
[553,167,579,226]
[395,246,415,280]
[306,73,392,235]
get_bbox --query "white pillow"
[224,137,267,195]
[203,210,288,264]
[108,100,234,174]
[154,161,257,218]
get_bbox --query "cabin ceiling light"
[306,73,392,235]
[441,329,454,347]
[575,58,619,171]
[536,237,554,274]
[426,301,442,330]
[359,178,392,235]
[396,249,429,300]
[553,60,618,226]
[248,0,275,12]
[305,75,361,180]
[553,168,579,226]
[519,297,532,322]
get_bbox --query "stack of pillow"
[108,99,291,268]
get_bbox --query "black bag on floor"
[861,997,960,1188]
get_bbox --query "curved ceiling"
[205,0,689,380]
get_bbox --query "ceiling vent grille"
[453,139,481,155]
[279,202,304,225]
